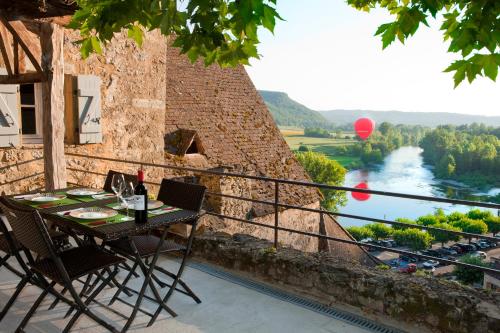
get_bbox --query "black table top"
[6,188,200,241]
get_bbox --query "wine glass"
[121,182,135,218]
[111,174,125,205]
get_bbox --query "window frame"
[19,83,43,144]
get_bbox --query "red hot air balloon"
[354,118,375,140]
[351,182,371,201]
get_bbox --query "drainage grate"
[188,261,407,333]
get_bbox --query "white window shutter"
[76,75,102,144]
[0,83,20,147]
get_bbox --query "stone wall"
[191,232,500,333]
[0,146,44,195]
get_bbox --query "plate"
[28,194,67,202]
[67,188,102,196]
[69,207,118,220]
[148,200,164,210]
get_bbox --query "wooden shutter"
[76,75,102,144]
[0,83,20,147]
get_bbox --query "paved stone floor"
[0,257,375,333]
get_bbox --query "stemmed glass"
[111,174,125,205]
[121,182,135,219]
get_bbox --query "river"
[338,146,499,227]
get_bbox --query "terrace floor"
[0,256,382,333]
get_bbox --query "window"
[19,83,43,143]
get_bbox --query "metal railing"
[65,152,500,275]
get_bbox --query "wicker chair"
[102,170,137,193]
[0,201,70,322]
[106,178,206,327]
[0,197,125,333]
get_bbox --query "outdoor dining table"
[6,188,201,332]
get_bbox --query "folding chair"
[0,197,125,333]
[0,201,70,322]
[106,178,206,328]
[103,170,137,194]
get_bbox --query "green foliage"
[393,229,433,251]
[376,264,391,270]
[392,217,417,230]
[420,125,500,185]
[451,217,488,235]
[416,214,439,226]
[454,254,488,285]
[304,128,332,138]
[484,216,500,236]
[428,223,461,246]
[295,151,347,211]
[366,223,393,240]
[466,209,493,220]
[262,91,334,129]
[70,0,282,66]
[348,0,500,86]
[346,226,374,241]
[297,145,311,152]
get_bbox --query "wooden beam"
[10,21,41,69]
[0,25,12,75]
[13,39,18,74]
[0,16,43,73]
[0,1,77,22]
[40,22,67,190]
[0,72,45,84]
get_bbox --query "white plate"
[148,200,164,210]
[69,207,118,220]
[67,188,102,196]
[28,194,66,202]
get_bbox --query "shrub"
[417,214,439,226]
[366,223,393,240]
[454,254,488,285]
[393,229,434,251]
[298,145,310,152]
[466,209,493,220]
[392,218,417,230]
[346,226,374,241]
[304,127,331,138]
[484,216,500,236]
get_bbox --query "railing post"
[274,181,279,249]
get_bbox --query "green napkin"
[16,192,81,209]
[57,210,132,228]
[105,203,181,218]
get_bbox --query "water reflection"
[339,147,498,227]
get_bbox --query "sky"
[245,0,500,117]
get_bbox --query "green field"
[280,128,361,168]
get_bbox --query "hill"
[320,110,500,127]
[259,90,500,128]
[259,90,331,129]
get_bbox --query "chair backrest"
[103,170,137,193]
[0,197,55,259]
[157,178,206,212]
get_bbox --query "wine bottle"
[134,169,148,224]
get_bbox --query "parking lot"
[371,238,499,275]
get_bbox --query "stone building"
[0,21,375,265]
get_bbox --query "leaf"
[80,38,93,59]
[127,25,144,47]
[483,57,499,81]
[90,36,102,54]
[453,66,466,88]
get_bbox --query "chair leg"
[121,262,140,278]
[147,224,199,327]
[63,268,120,333]
[108,261,138,306]
[64,273,97,318]
[0,275,29,322]
[15,281,55,333]
[48,286,67,310]
[154,264,201,303]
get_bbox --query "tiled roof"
[165,44,321,209]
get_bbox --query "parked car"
[399,255,417,263]
[471,241,488,250]
[425,249,443,258]
[422,260,440,269]
[471,251,487,259]
[456,243,475,253]
[439,247,458,256]
[389,259,400,267]
[450,245,464,254]
[386,239,397,247]
[399,263,417,274]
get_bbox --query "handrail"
[66,152,500,275]
[66,152,500,209]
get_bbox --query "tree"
[484,216,500,236]
[416,214,439,226]
[304,128,331,138]
[466,209,493,220]
[366,223,393,240]
[69,0,281,66]
[295,151,347,211]
[428,223,461,247]
[393,229,433,251]
[453,254,488,285]
[348,0,500,86]
[298,145,310,152]
[451,217,488,241]
[346,226,374,241]
[392,217,417,231]
[436,154,456,178]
